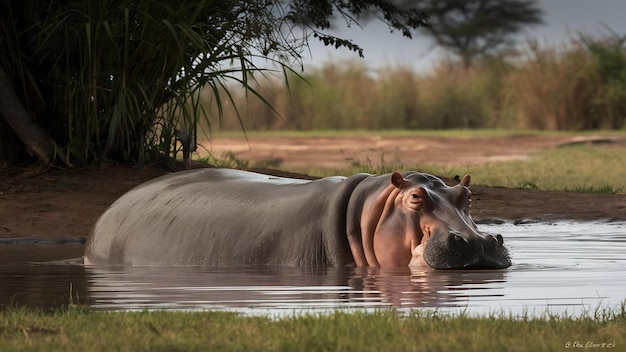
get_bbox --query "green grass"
[421,145,626,194]
[2,306,625,351]
[289,143,626,194]
[205,130,626,194]
[431,146,626,193]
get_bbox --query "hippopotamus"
[84,168,511,269]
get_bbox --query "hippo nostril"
[451,233,468,245]
[484,233,503,247]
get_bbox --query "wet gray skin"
[406,172,512,269]
[84,169,511,269]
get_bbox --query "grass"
[203,130,626,194]
[282,142,626,194]
[1,306,625,351]
[417,145,626,194]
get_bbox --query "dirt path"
[1,135,625,242]
[202,134,617,169]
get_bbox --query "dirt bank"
[1,135,625,241]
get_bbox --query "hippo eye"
[411,193,420,199]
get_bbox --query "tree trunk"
[175,127,195,170]
[0,67,54,164]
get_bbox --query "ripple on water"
[0,221,624,317]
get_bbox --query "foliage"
[502,40,594,130]
[0,0,427,166]
[208,61,415,131]
[584,34,626,129]
[414,59,500,129]
[211,34,626,132]
[289,0,428,58]
[1,0,278,165]
[505,34,626,130]
[413,0,544,67]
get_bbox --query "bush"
[502,40,595,130]
[585,34,626,129]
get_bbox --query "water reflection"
[85,266,507,313]
[0,243,86,310]
[0,221,625,316]
[0,263,87,309]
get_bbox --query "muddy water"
[0,221,624,317]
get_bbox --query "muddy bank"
[1,163,625,241]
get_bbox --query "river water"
[1,221,624,317]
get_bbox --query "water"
[1,221,625,317]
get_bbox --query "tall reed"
[503,40,594,130]
[0,1,297,166]
[209,34,626,132]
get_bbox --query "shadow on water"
[0,242,87,310]
[1,221,625,316]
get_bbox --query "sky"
[295,0,626,72]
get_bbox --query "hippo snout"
[423,231,512,270]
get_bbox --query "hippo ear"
[460,174,471,187]
[391,172,406,189]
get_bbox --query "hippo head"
[388,172,511,270]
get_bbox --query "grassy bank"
[300,144,625,194]
[425,145,626,193]
[2,307,625,351]
[222,130,626,194]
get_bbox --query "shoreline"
[1,164,625,242]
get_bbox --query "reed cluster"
[208,34,626,133]
[0,1,296,165]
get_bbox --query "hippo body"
[84,168,511,269]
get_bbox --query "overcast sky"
[297,0,626,72]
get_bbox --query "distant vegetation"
[207,34,626,133]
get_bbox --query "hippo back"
[85,168,368,267]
